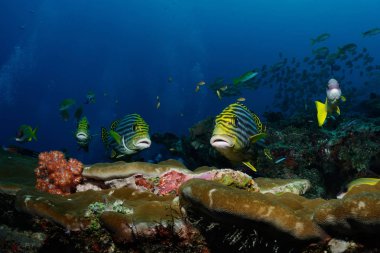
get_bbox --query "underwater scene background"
[1,0,380,252]
[1,0,379,164]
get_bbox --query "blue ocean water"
[0,0,379,164]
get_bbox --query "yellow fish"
[237,97,246,102]
[195,85,200,92]
[197,81,206,86]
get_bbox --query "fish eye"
[133,124,143,132]
[226,117,237,127]
[234,117,239,127]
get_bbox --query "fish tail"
[315,100,328,127]
[101,127,109,147]
[32,127,38,141]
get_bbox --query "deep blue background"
[0,0,379,163]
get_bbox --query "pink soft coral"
[35,151,83,195]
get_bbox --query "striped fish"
[75,116,91,151]
[210,103,267,171]
[101,114,151,158]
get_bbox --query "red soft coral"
[157,170,188,195]
[35,151,83,195]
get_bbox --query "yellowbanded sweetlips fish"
[315,78,346,127]
[210,102,268,172]
[15,125,38,143]
[101,114,151,158]
[75,116,91,151]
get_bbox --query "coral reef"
[314,182,380,241]
[0,138,380,252]
[35,151,83,195]
[179,178,328,252]
[80,160,257,195]
[179,178,380,252]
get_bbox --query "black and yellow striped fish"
[75,116,91,151]
[210,103,268,171]
[101,114,151,158]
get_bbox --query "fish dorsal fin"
[242,161,257,172]
[336,106,341,115]
[249,133,267,143]
[252,113,264,132]
[109,130,122,145]
[101,127,109,146]
[315,100,328,127]
[110,120,120,131]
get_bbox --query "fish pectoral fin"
[109,130,122,145]
[249,133,267,143]
[341,95,346,102]
[111,150,117,158]
[336,106,341,115]
[242,161,257,172]
[315,100,328,127]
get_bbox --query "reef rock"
[313,183,380,240]
[82,159,191,180]
[15,186,204,246]
[179,179,328,251]
[80,160,258,195]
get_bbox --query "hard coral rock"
[15,186,203,244]
[179,179,328,246]
[80,160,257,196]
[314,185,380,240]
[82,159,191,180]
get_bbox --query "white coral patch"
[182,186,192,197]
[326,214,336,223]
[294,222,304,233]
[263,206,275,217]
[357,201,366,209]
[208,189,217,208]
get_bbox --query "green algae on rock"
[255,177,311,195]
